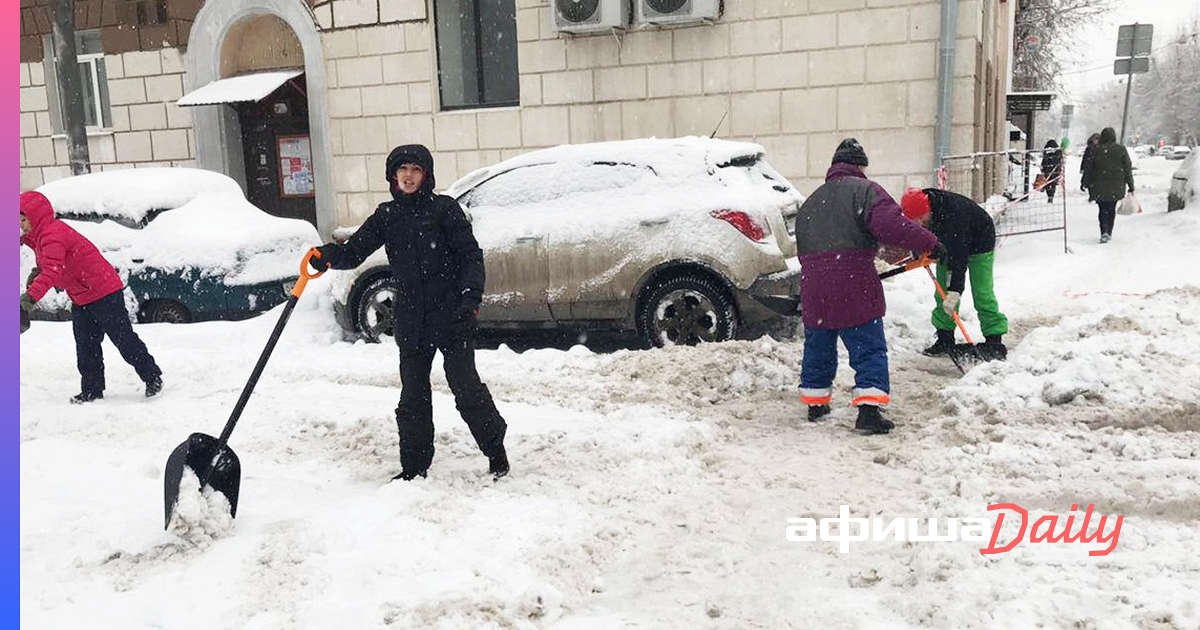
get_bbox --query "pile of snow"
[28,168,319,288]
[943,286,1200,418]
[166,469,235,546]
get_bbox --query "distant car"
[329,137,802,347]
[1168,152,1198,212]
[22,168,320,323]
[1163,146,1192,160]
[1132,145,1153,158]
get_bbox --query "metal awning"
[177,69,303,107]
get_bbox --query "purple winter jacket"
[795,164,938,330]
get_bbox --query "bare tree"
[1013,0,1116,91]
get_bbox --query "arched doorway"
[184,0,334,237]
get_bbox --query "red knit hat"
[901,188,930,221]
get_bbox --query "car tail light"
[711,210,771,242]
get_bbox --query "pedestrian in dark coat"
[1040,139,1063,203]
[1080,132,1101,200]
[902,188,1008,354]
[310,144,509,480]
[1082,127,1134,243]
[793,138,940,434]
[19,191,163,403]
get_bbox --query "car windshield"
[462,162,656,208]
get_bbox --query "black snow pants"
[395,326,506,473]
[72,290,161,395]
[1097,200,1117,237]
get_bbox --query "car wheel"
[637,273,737,347]
[143,300,192,324]
[354,275,398,343]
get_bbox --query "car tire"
[637,273,737,347]
[354,275,399,343]
[142,300,191,324]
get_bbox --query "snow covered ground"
[20,155,1200,629]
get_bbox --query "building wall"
[17,0,1013,229]
[19,47,196,190]
[321,0,1009,227]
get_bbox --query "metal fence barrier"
[938,149,1068,252]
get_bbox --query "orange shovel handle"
[923,264,976,346]
[292,248,326,298]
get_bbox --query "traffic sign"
[1114,57,1150,75]
[1116,23,1154,57]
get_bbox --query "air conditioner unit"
[635,0,720,26]
[553,0,627,34]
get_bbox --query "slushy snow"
[19,155,1200,629]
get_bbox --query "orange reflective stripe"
[852,395,891,406]
[801,395,832,405]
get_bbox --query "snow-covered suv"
[329,137,802,346]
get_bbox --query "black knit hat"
[831,137,869,167]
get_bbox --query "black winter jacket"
[1083,128,1134,204]
[922,188,996,293]
[324,145,485,348]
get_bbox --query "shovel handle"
[924,264,976,346]
[292,248,325,298]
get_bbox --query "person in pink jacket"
[20,191,162,403]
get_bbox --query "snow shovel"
[163,248,325,528]
[923,265,1006,373]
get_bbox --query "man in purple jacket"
[794,139,940,434]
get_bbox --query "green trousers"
[933,251,1008,337]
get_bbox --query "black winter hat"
[385,144,435,191]
[831,138,869,167]
[1099,127,1117,144]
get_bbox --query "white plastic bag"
[1117,192,1141,215]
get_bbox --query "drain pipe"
[933,0,960,178]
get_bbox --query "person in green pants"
[901,188,1008,354]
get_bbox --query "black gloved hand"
[26,267,40,289]
[931,242,948,261]
[309,244,338,272]
[20,293,36,314]
[448,300,478,337]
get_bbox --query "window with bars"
[433,0,520,110]
[43,30,112,130]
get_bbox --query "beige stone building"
[19,0,1017,237]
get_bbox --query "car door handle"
[639,219,669,226]
[516,235,543,243]
[131,258,145,264]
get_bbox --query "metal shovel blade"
[946,342,1008,372]
[163,432,241,529]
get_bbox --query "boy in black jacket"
[311,144,509,481]
[901,188,1009,355]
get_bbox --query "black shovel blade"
[163,432,241,529]
[20,307,30,334]
[946,342,1008,372]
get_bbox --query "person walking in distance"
[1082,127,1134,243]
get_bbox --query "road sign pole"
[1120,67,1133,144]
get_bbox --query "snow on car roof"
[33,168,319,285]
[36,168,245,225]
[445,136,766,197]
